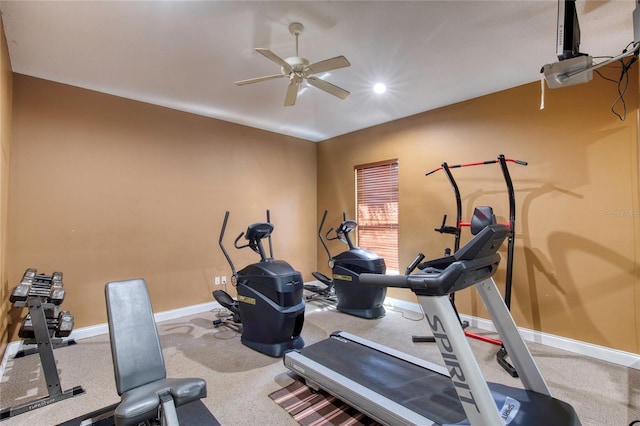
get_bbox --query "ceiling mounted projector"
[541,0,639,89]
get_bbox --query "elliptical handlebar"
[325,226,338,241]
[266,209,274,259]
[234,231,250,250]
[327,228,347,247]
[325,216,356,249]
[319,210,358,256]
[219,211,237,280]
[318,210,333,261]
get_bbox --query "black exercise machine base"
[242,335,304,358]
[55,400,221,426]
[497,345,518,377]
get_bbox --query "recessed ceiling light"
[373,83,386,94]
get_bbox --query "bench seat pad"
[114,377,207,426]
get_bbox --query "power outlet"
[215,276,220,285]
[221,276,227,285]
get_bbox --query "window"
[355,159,399,274]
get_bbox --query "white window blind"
[355,159,399,273]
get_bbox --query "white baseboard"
[61,300,221,341]
[0,301,221,379]
[384,297,640,370]
[2,297,639,380]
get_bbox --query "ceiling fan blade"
[255,48,292,72]
[307,56,351,74]
[284,80,299,106]
[306,76,350,100]
[235,74,284,86]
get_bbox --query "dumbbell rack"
[0,268,85,421]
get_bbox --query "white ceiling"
[0,1,636,142]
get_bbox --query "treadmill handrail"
[360,254,500,296]
[360,224,507,296]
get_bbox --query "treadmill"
[283,224,581,425]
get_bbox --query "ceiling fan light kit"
[234,22,351,106]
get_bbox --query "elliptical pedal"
[304,272,336,301]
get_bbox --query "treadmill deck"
[284,331,581,426]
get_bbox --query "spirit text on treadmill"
[427,314,480,414]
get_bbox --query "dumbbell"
[18,309,71,339]
[50,283,66,305]
[23,268,37,280]
[17,314,56,339]
[9,283,31,303]
[56,311,74,337]
[18,314,35,339]
[9,268,39,303]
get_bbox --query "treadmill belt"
[298,335,467,425]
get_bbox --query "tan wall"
[0,16,12,359]
[318,66,640,353]
[7,75,317,335]
[4,59,639,355]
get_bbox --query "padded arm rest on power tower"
[105,279,207,426]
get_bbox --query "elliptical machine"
[213,210,305,357]
[306,210,386,319]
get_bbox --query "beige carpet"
[0,298,638,425]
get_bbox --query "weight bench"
[105,279,207,426]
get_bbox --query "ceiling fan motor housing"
[234,20,350,106]
[283,57,310,74]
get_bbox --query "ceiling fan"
[235,22,351,106]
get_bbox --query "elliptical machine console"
[214,210,305,357]
[307,210,386,319]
